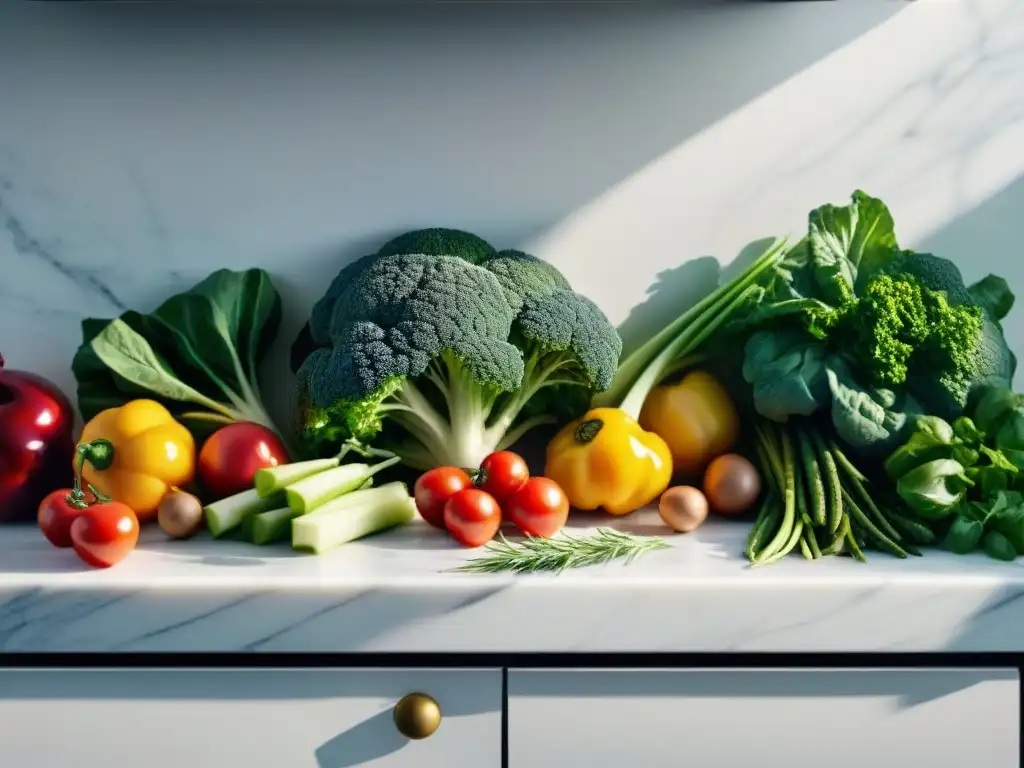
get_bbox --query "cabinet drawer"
[0,668,501,768]
[508,667,1019,768]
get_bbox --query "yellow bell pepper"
[639,370,740,477]
[545,407,673,516]
[77,399,196,521]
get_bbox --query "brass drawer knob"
[393,692,442,740]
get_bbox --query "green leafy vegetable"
[807,189,898,303]
[895,458,971,518]
[944,512,984,554]
[72,269,282,440]
[741,330,829,422]
[825,356,921,456]
[969,274,1015,322]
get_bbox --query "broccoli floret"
[482,249,570,313]
[291,229,621,469]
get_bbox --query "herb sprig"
[453,528,669,574]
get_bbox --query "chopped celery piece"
[253,479,374,546]
[292,481,415,554]
[252,506,300,545]
[205,488,286,538]
[285,456,399,514]
[254,458,339,498]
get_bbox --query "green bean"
[756,422,785,490]
[887,510,937,546]
[754,427,797,563]
[828,439,868,483]
[841,488,909,559]
[845,521,868,563]
[798,427,827,527]
[755,442,781,497]
[745,496,781,560]
[803,525,822,559]
[754,517,805,567]
[831,444,908,547]
[799,538,814,560]
[821,515,849,556]
[809,429,843,533]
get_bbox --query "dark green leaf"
[826,357,921,455]
[995,409,1024,453]
[970,384,1021,436]
[992,507,1024,554]
[944,513,984,554]
[982,529,1017,561]
[807,190,900,305]
[968,274,1015,323]
[977,466,1012,498]
[742,329,829,422]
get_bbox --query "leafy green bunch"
[883,384,1024,561]
[738,191,1016,459]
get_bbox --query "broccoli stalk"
[596,238,791,418]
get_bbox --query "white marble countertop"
[1,511,1023,654]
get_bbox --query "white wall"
[2,0,1023,428]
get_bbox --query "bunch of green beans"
[745,419,935,565]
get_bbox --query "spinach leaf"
[944,511,984,554]
[968,274,1015,323]
[808,190,900,304]
[969,384,1022,436]
[983,530,1018,561]
[742,329,829,422]
[883,416,956,479]
[896,458,972,518]
[826,356,921,455]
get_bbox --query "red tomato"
[37,489,94,548]
[198,423,289,499]
[415,466,473,529]
[507,477,569,539]
[444,489,502,548]
[70,502,140,569]
[477,451,530,502]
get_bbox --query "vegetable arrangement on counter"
[10,193,1024,572]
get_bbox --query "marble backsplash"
[2,0,1024,432]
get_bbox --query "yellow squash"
[78,399,196,521]
[545,407,673,516]
[639,371,739,476]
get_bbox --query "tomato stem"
[65,439,116,509]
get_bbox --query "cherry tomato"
[70,502,140,569]
[198,423,289,500]
[415,466,473,529]
[37,488,94,548]
[506,477,569,539]
[477,451,530,502]
[444,488,502,548]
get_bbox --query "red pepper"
[0,352,76,523]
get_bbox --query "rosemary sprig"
[452,528,670,574]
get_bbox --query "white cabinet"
[508,668,1020,768]
[0,668,502,768]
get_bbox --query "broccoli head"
[291,228,622,469]
[836,252,1014,419]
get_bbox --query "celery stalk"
[252,479,374,545]
[285,456,399,514]
[292,482,415,554]
[205,489,286,538]
[252,506,300,545]
[254,458,340,498]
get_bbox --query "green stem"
[180,411,235,425]
[65,439,115,509]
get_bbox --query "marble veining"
[1,514,1023,654]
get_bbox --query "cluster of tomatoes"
[414,451,570,547]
